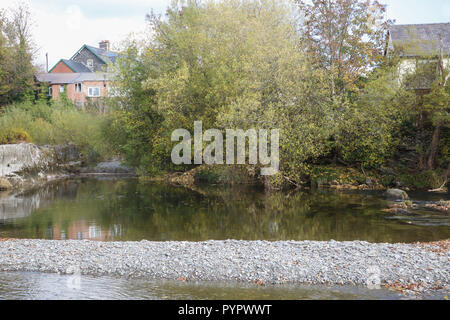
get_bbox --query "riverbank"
[0,239,448,296]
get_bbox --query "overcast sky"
[0,0,449,70]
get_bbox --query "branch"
[428,179,448,192]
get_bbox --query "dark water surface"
[0,177,449,243]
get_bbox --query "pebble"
[0,239,448,294]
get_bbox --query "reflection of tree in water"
[1,179,449,243]
[101,182,450,243]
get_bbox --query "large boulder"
[385,188,409,200]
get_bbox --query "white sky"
[0,0,449,71]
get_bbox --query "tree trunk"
[427,122,441,170]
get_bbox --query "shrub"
[0,128,31,144]
[0,99,112,163]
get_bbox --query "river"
[0,177,448,299]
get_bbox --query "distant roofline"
[386,22,450,58]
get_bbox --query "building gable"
[49,60,75,73]
[49,59,92,73]
[71,46,107,72]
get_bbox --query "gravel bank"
[0,239,448,294]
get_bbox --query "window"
[88,87,100,97]
[59,85,65,93]
[48,87,53,96]
[75,83,82,93]
[87,59,94,68]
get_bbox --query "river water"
[0,177,448,299]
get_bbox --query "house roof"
[36,72,113,84]
[387,23,450,57]
[85,45,119,64]
[49,59,92,73]
[71,44,119,65]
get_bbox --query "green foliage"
[105,0,446,188]
[110,0,337,178]
[336,65,415,167]
[0,128,31,144]
[0,4,36,106]
[309,165,368,186]
[0,99,112,162]
[194,169,221,184]
[397,169,446,190]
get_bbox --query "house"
[36,40,118,108]
[385,23,450,90]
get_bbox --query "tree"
[110,0,336,178]
[401,36,450,171]
[0,2,35,106]
[297,0,391,100]
[336,63,415,167]
[422,69,449,170]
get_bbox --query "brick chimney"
[99,40,110,51]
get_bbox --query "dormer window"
[87,59,93,69]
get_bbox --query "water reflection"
[0,178,449,243]
[0,271,430,300]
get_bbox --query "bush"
[0,99,112,163]
[397,170,446,190]
[0,128,31,144]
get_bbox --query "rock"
[385,188,409,200]
[0,143,53,177]
[0,178,12,191]
[52,144,79,163]
[425,201,450,213]
[81,161,136,175]
[382,203,411,215]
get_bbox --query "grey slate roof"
[36,72,113,84]
[60,59,92,73]
[85,45,119,64]
[388,23,450,57]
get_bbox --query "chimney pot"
[99,40,110,51]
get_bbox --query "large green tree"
[110,0,337,179]
[0,3,35,106]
